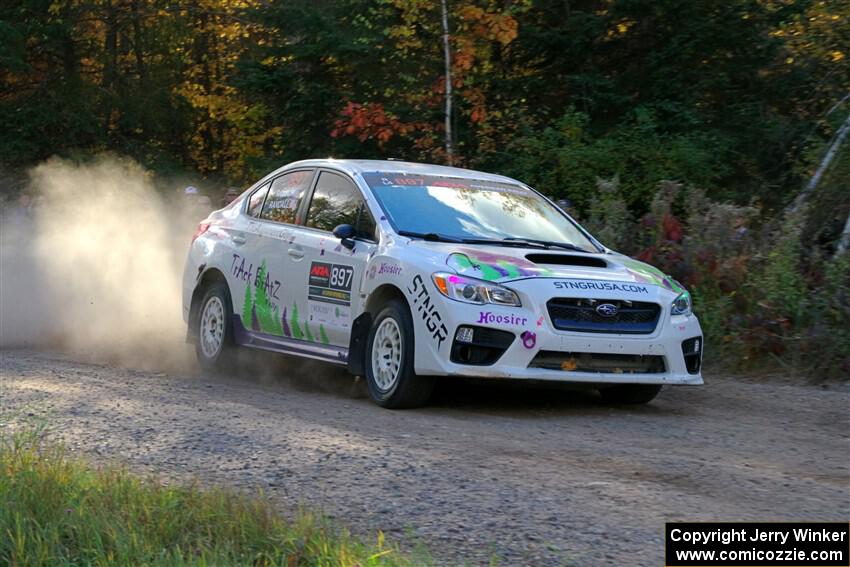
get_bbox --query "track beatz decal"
[232,253,281,299]
[308,262,353,306]
[553,280,650,294]
[407,274,449,349]
[447,249,553,282]
[235,256,329,345]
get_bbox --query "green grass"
[0,426,426,567]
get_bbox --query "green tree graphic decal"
[304,322,315,343]
[290,302,304,340]
[319,324,330,345]
[253,261,283,335]
[270,305,283,336]
[241,283,252,327]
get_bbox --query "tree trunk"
[789,110,850,213]
[102,0,118,140]
[835,210,850,258]
[131,0,147,84]
[440,0,453,166]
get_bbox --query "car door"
[225,180,269,332]
[290,169,378,348]
[237,169,315,338]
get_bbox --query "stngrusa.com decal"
[553,280,650,294]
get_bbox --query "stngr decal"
[407,274,449,349]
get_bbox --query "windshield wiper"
[460,237,549,249]
[397,230,465,243]
[502,237,592,253]
[402,234,552,249]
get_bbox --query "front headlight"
[671,291,692,316]
[432,273,521,307]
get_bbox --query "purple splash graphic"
[520,331,537,349]
[281,306,292,337]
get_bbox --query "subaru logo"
[595,303,619,318]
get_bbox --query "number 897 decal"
[309,262,353,306]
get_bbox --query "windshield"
[362,172,600,252]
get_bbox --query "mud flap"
[347,312,373,376]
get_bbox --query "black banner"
[666,522,849,566]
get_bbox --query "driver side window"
[305,171,376,240]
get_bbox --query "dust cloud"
[1,157,198,372]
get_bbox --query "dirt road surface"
[2,348,848,566]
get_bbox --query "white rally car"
[183,159,703,408]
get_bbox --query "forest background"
[1,0,848,377]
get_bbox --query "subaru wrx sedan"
[183,160,703,408]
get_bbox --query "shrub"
[587,179,850,379]
[583,177,631,250]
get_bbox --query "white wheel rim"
[200,296,225,358]
[371,317,403,392]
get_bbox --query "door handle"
[288,248,304,259]
[232,235,247,245]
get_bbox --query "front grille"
[546,298,661,334]
[530,351,666,374]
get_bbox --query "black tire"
[194,280,237,373]
[365,300,435,409]
[599,384,663,405]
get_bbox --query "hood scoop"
[525,253,608,269]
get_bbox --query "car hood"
[404,240,685,295]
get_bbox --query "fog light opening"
[456,326,474,344]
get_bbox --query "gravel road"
[2,348,848,566]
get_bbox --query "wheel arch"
[347,283,411,375]
[187,268,230,341]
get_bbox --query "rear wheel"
[365,300,434,409]
[599,384,662,405]
[195,281,237,373]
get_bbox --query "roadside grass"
[0,425,428,567]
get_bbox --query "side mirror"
[333,224,356,249]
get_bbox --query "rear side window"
[261,170,313,224]
[306,171,376,240]
[247,182,270,217]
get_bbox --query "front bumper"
[411,277,704,386]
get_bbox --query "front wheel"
[195,281,237,373]
[599,384,662,405]
[365,300,434,409]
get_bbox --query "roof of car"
[279,159,520,184]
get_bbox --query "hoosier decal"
[407,274,449,349]
[478,312,528,326]
[309,261,354,306]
